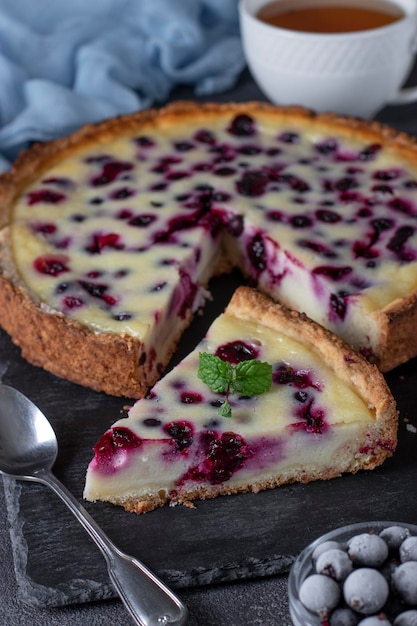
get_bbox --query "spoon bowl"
[0,384,188,626]
[0,385,57,476]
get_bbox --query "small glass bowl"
[288,520,417,626]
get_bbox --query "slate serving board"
[2,272,417,608]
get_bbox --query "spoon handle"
[36,469,188,626]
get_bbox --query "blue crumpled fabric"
[0,0,245,170]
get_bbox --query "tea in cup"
[239,0,417,118]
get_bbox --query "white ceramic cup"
[239,0,417,118]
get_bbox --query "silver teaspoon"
[0,384,188,626]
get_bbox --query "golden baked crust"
[92,287,398,515]
[1,101,417,396]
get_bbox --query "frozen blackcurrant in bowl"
[288,521,417,626]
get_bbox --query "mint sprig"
[198,352,272,418]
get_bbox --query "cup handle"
[389,85,417,105]
[388,32,417,106]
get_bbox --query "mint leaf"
[218,400,232,418]
[198,352,233,394]
[233,360,272,396]
[198,351,273,418]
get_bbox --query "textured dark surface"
[1,69,417,625]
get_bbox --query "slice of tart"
[2,101,417,397]
[83,287,397,514]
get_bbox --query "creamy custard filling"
[84,313,383,502]
[84,423,374,503]
[11,112,417,358]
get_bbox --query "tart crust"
[1,101,417,397]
